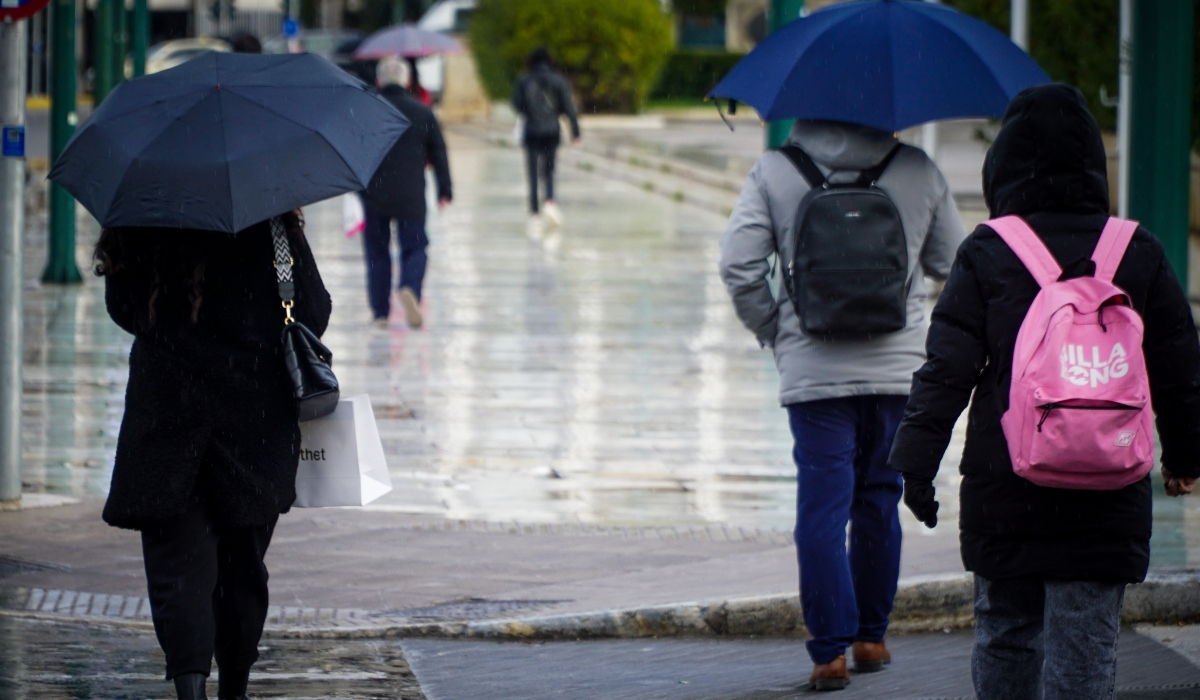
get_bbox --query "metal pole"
[1117,0,1132,218]
[44,0,81,284]
[112,0,127,87]
[1010,0,1028,50]
[92,0,114,104]
[0,19,28,508]
[131,0,146,76]
[31,11,44,94]
[765,0,805,149]
[1128,0,1193,282]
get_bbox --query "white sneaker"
[398,287,423,329]
[543,201,563,228]
[527,215,544,241]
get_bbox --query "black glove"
[903,476,939,528]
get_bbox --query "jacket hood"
[787,119,899,172]
[983,83,1110,217]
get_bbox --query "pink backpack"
[988,215,1153,490]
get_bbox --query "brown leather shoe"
[808,654,850,691]
[851,640,892,673]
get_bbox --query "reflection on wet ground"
[0,616,425,699]
[17,133,1200,566]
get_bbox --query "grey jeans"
[973,575,1125,700]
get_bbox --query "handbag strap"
[270,217,297,324]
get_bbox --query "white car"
[414,0,476,97]
[127,37,231,77]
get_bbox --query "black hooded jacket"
[888,84,1200,583]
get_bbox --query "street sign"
[1,126,23,157]
[0,0,52,23]
[282,16,299,39]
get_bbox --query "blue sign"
[282,17,299,39]
[1,126,23,159]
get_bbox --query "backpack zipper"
[1037,403,1138,432]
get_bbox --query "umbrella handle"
[715,98,736,132]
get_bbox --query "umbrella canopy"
[709,0,1050,132]
[49,52,410,233]
[353,24,463,60]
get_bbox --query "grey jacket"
[719,120,966,405]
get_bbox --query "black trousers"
[524,134,560,213]
[141,498,278,679]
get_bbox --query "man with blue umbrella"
[713,0,1048,690]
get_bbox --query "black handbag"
[271,218,339,422]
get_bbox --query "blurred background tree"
[947,0,1120,131]
[469,0,673,113]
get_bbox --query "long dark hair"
[94,210,306,326]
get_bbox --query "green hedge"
[468,0,673,114]
[649,50,745,101]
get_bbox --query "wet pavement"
[5,615,1200,700]
[0,616,426,699]
[9,118,1200,699]
[18,129,1200,568]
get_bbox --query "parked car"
[414,0,476,96]
[126,37,231,77]
[262,29,362,60]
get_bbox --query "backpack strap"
[854,144,902,187]
[985,215,1063,289]
[1091,217,1139,284]
[777,145,826,189]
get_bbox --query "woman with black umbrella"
[49,52,410,700]
[95,212,330,700]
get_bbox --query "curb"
[8,571,1197,641]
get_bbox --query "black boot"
[173,673,208,700]
[217,667,251,700]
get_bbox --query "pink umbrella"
[353,25,464,60]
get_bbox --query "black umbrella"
[49,52,410,233]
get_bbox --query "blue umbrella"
[49,52,410,234]
[709,0,1050,132]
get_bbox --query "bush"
[468,0,674,114]
[649,50,745,101]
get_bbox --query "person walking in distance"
[361,56,452,329]
[96,212,332,700]
[889,84,1200,700]
[512,46,579,241]
[720,119,966,690]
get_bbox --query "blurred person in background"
[229,32,262,54]
[512,46,579,241]
[407,58,434,106]
[361,56,452,329]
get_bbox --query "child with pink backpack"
[888,84,1200,700]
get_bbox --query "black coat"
[512,65,580,140]
[361,85,452,222]
[102,222,332,530]
[889,84,1200,583]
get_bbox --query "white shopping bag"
[294,394,392,507]
[343,193,365,239]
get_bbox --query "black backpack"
[778,145,908,338]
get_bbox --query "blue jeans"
[363,210,428,319]
[787,395,906,665]
[973,575,1124,700]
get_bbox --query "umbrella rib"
[220,88,372,189]
[916,6,1021,116]
[762,3,872,123]
[84,92,219,222]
